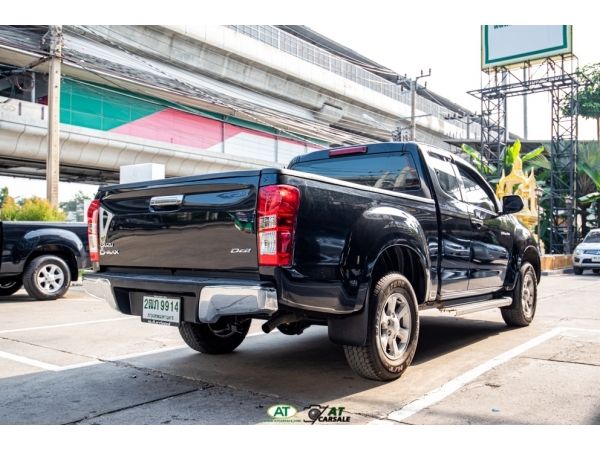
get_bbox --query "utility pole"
[410,79,417,141]
[466,114,471,140]
[523,66,528,140]
[46,25,63,207]
[410,69,431,141]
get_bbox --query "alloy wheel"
[35,264,65,294]
[378,292,412,360]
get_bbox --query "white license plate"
[142,295,181,326]
[592,256,600,262]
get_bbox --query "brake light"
[328,146,367,157]
[257,185,300,266]
[87,199,100,262]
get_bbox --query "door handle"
[149,194,184,211]
[472,218,484,229]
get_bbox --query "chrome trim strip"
[441,287,499,301]
[198,285,278,323]
[440,297,512,316]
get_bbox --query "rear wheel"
[0,278,22,296]
[501,262,537,327]
[23,255,71,300]
[343,272,419,381]
[179,317,251,354]
[573,267,583,275]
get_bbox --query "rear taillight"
[257,185,300,267]
[87,199,100,262]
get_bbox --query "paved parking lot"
[0,273,599,425]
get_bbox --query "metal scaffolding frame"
[469,56,581,254]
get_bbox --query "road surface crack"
[522,356,600,368]
[0,335,94,361]
[63,388,199,424]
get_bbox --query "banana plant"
[460,143,497,175]
[577,143,600,204]
[460,139,549,182]
[500,139,550,173]
[576,142,600,234]
[577,161,600,204]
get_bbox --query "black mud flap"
[327,298,369,346]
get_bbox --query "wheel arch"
[329,231,431,347]
[12,228,86,278]
[24,245,79,281]
[369,244,428,306]
[522,245,541,283]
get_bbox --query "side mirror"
[501,195,524,215]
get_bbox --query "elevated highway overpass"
[0,25,479,184]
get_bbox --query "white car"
[573,229,600,275]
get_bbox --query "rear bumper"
[83,272,277,323]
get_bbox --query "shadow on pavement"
[0,294,42,303]
[0,314,513,424]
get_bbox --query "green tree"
[60,190,91,222]
[0,196,20,220]
[566,63,600,142]
[461,139,549,185]
[0,186,8,208]
[0,196,66,221]
[576,142,600,235]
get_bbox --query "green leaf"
[577,161,600,190]
[505,139,521,167]
[483,163,497,175]
[522,146,545,162]
[526,155,551,170]
[461,144,482,161]
[578,191,600,204]
[461,144,497,176]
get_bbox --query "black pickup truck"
[84,142,540,381]
[0,221,90,300]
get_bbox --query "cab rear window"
[290,153,425,196]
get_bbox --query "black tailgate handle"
[149,194,184,212]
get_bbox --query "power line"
[66,26,391,143]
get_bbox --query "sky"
[2,0,599,202]
[310,24,599,142]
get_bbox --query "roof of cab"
[287,142,412,168]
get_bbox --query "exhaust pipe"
[261,312,303,334]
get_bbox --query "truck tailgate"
[97,173,260,272]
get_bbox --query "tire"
[573,267,583,275]
[593,269,599,274]
[343,272,419,381]
[0,278,23,296]
[501,262,537,327]
[23,255,71,301]
[179,317,251,354]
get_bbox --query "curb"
[541,268,573,276]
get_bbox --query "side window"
[428,154,462,201]
[457,165,497,212]
[291,153,425,196]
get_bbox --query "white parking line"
[108,345,189,362]
[379,327,565,424]
[0,317,137,334]
[55,330,276,370]
[0,350,61,371]
[0,329,276,372]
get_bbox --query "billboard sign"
[482,25,572,69]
